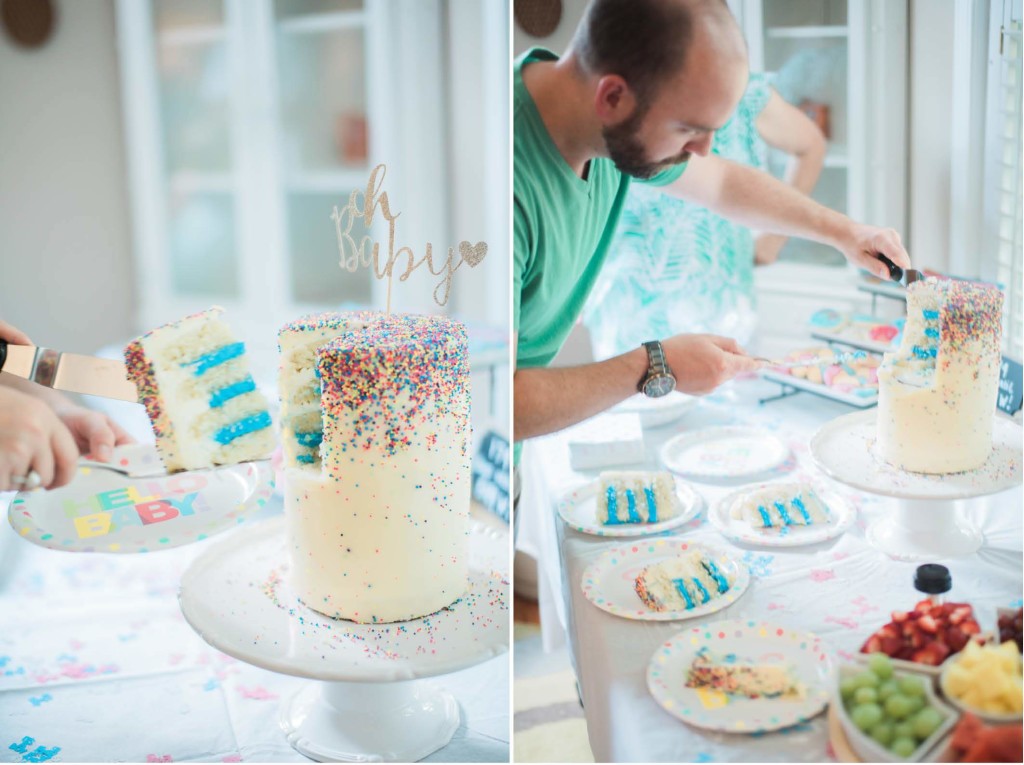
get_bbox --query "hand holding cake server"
[513,0,911,444]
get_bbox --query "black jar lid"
[914,564,952,595]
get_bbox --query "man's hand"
[662,334,762,395]
[836,223,910,281]
[0,387,78,491]
[53,405,135,463]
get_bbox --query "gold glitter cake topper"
[330,164,488,313]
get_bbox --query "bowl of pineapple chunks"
[939,640,1023,723]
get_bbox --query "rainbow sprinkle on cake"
[280,311,471,624]
[124,307,273,472]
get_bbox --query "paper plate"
[646,619,833,733]
[556,475,703,538]
[611,392,697,428]
[8,450,275,553]
[709,483,856,547]
[580,538,749,621]
[661,426,791,480]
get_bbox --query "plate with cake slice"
[557,470,703,537]
[709,482,856,547]
[646,619,833,732]
[580,538,749,621]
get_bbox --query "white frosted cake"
[280,313,471,623]
[877,278,1004,473]
[634,551,732,612]
[598,470,679,525]
[730,483,830,531]
[124,307,274,472]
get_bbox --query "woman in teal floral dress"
[583,73,826,358]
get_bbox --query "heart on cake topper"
[330,164,490,312]
[459,241,488,267]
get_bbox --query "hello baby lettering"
[64,475,212,539]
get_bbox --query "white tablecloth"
[519,378,1023,763]
[0,496,508,763]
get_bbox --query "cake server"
[755,350,869,369]
[0,340,139,402]
[876,253,925,287]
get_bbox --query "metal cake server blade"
[0,341,139,402]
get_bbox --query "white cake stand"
[810,410,1022,560]
[178,516,509,762]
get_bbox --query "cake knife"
[755,350,869,369]
[0,340,139,402]
[876,253,925,287]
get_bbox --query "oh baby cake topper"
[330,163,488,312]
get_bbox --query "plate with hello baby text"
[661,427,791,481]
[580,538,750,621]
[646,619,832,733]
[8,446,275,553]
[557,475,704,538]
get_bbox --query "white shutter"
[983,0,1024,361]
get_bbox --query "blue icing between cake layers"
[214,411,272,444]
[691,578,711,604]
[757,505,773,528]
[209,376,256,407]
[922,310,940,320]
[912,345,938,359]
[625,489,641,523]
[702,560,730,594]
[643,487,658,523]
[605,487,620,524]
[773,500,794,526]
[294,431,323,448]
[924,327,940,338]
[186,342,246,376]
[672,579,695,610]
[791,495,812,524]
[295,454,315,464]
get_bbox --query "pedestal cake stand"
[810,410,1022,560]
[178,516,509,762]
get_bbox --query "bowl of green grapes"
[835,652,958,761]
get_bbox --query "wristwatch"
[637,340,676,398]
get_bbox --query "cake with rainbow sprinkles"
[279,312,471,623]
[877,278,1003,474]
[124,307,274,472]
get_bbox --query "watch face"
[643,374,676,398]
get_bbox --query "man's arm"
[513,333,762,441]
[666,153,909,279]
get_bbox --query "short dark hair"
[572,0,731,104]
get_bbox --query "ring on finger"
[11,470,42,491]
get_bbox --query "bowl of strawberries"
[860,599,985,675]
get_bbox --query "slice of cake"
[281,312,471,624]
[598,470,679,525]
[124,307,274,472]
[730,483,830,531]
[635,551,732,612]
[877,278,1003,473]
[686,647,804,700]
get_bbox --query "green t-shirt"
[513,47,687,456]
[514,48,686,369]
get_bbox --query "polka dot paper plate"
[8,448,274,553]
[580,538,749,621]
[646,619,833,733]
[709,483,856,547]
[557,475,703,538]
[660,427,791,481]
